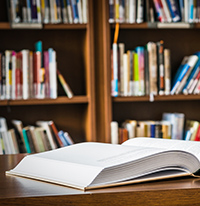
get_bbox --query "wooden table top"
[1,154,200,206]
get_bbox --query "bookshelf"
[94,0,200,142]
[0,0,96,144]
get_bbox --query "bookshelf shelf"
[0,22,10,29]
[113,95,200,102]
[0,96,89,106]
[43,24,87,30]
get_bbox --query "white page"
[7,142,167,189]
[123,138,200,161]
[32,142,166,168]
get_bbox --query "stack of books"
[0,41,58,100]
[171,52,200,95]
[110,112,200,144]
[0,117,74,155]
[7,0,88,28]
[111,41,171,97]
[109,0,200,24]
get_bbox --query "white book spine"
[184,0,189,22]
[111,121,119,144]
[160,0,172,22]
[22,50,29,100]
[129,0,136,23]
[49,49,57,99]
[77,0,83,23]
[136,0,144,23]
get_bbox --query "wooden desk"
[1,154,200,206]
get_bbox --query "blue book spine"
[165,0,181,22]
[58,131,69,146]
[171,55,198,95]
[189,0,194,22]
[150,124,155,138]
[71,0,79,23]
[179,0,184,20]
[109,0,115,23]
[22,129,31,153]
[30,0,38,22]
[182,52,200,93]
[172,56,188,87]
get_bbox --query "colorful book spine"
[157,40,165,95]
[71,0,79,23]
[165,0,181,22]
[136,46,145,96]
[182,52,200,94]
[133,52,139,96]
[112,43,118,97]
[171,55,199,95]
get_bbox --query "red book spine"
[16,52,22,99]
[44,51,50,98]
[49,121,64,147]
[195,125,200,141]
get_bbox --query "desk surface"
[1,154,200,206]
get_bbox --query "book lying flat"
[6,137,200,191]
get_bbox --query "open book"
[6,138,200,191]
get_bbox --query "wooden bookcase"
[94,0,200,142]
[0,0,96,143]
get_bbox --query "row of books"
[110,112,200,144]
[0,118,74,155]
[109,0,200,24]
[7,0,88,28]
[171,52,200,95]
[111,41,171,97]
[0,41,73,100]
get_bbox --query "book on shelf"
[0,41,67,100]
[171,52,200,95]
[57,70,74,98]
[6,137,200,191]
[7,0,88,27]
[111,40,171,97]
[108,0,200,24]
[0,118,74,155]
